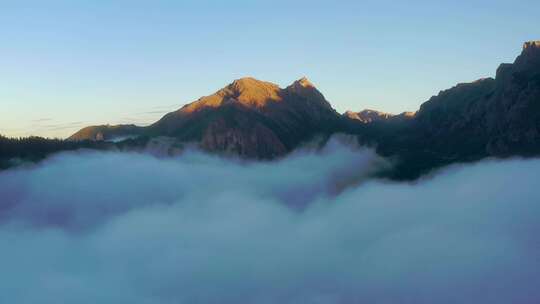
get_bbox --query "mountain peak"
[179,77,282,113]
[286,77,333,110]
[229,77,276,90]
[523,40,540,50]
[224,77,281,105]
[294,77,314,88]
[520,40,540,58]
[503,40,540,75]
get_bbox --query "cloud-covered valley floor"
[1,139,539,304]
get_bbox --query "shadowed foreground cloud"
[0,139,539,304]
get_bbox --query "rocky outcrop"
[200,114,288,158]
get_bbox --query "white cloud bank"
[0,139,539,304]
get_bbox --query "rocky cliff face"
[411,40,540,157]
[358,40,540,178]
[485,41,540,154]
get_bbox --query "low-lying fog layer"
[1,138,539,304]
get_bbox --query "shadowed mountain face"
[414,44,540,155]
[357,41,540,178]
[67,41,540,178]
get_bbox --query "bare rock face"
[200,115,287,158]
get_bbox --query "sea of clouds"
[0,137,539,304]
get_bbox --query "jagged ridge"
[69,40,540,178]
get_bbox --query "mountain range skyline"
[2,0,539,138]
[2,43,532,139]
[3,39,538,180]
[53,39,538,180]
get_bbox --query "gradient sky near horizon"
[1,0,539,138]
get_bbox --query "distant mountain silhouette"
[69,124,144,141]
[24,40,540,178]
[344,109,415,124]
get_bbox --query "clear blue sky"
[1,0,539,138]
